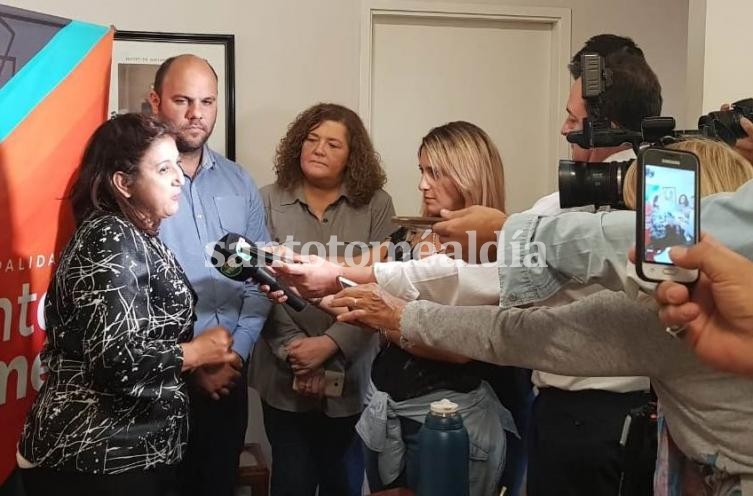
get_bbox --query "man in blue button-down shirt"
[149,54,271,496]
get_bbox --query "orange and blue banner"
[0,5,112,485]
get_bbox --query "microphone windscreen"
[211,232,256,281]
[210,233,308,311]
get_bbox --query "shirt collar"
[606,147,636,162]
[196,144,217,173]
[277,183,352,207]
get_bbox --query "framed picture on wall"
[109,30,236,159]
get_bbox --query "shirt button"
[322,218,329,223]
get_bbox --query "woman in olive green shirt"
[248,103,395,495]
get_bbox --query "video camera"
[559,115,683,210]
[698,98,753,145]
[559,52,753,209]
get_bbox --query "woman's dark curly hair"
[274,103,387,207]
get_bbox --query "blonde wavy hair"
[623,138,753,209]
[419,121,506,214]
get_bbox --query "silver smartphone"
[336,275,358,289]
[323,370,344,397]
[391,216,443,230]
[635,147,700,283]
[291,370,344,397]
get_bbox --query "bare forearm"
[341,265,376,284]
[334,244,384,267]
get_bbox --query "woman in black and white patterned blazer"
[17,114,238,496]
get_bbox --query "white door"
[361,1,572,214]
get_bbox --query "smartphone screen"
[643,164,697,263]
[636,148,700,283]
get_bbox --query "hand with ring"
[330,283,407,332]
[664,324,687,338]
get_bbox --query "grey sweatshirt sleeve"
[401,290,689,378]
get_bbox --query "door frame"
[359,0,573,184]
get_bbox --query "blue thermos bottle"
[417,399,470,496]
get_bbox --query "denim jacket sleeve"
[496,209,637,308]
[496,177,753,309]
[699,184,753,258]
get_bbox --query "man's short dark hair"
[569,34,662,132]
[152,55,219,95]
[568,34,644,78]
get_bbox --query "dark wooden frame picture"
[109,30,236,159]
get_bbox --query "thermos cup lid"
[430,398,459,416]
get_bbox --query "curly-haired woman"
[248,103,396,495]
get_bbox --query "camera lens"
[558,159,631,209]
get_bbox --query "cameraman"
[530,37,661,214]
[506,35,662,496]
[421,34,662,496]
[430,34,662,496]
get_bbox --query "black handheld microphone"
[211,233,307,311]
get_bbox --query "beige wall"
[692,0,753,114]
[685,0,706,125]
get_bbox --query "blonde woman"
[361,121,515,496]
[394,121,505,260]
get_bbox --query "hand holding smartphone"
[635,147,700,283]
[292,370,344,397]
